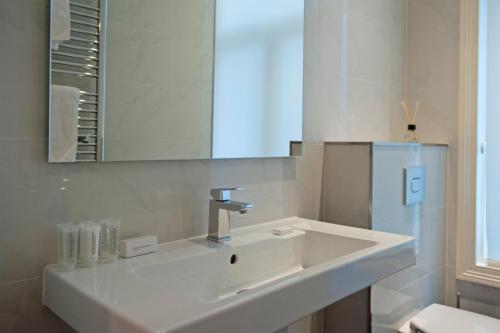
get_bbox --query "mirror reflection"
[49,0,304,162]
[213,0,303,159]
[104,0,214,161]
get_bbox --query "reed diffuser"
[401,100,420,143]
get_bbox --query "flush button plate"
[404,166,425,205]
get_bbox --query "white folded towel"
[50,85,80,162]
[51,0,71,50]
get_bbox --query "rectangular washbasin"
[43,217,415,333]
[133,228,377,303]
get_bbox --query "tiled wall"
[371,144,447,332]
[406,0,460,309]
[303,0,406,142]
[0,0,409,332]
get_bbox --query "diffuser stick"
[412,100,420,123]
[401,101,412,124]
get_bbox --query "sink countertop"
[43,217,415,333]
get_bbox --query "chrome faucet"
[207,188,253,243]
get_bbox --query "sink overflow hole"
[237,289,250,295]
[230,254,238,265]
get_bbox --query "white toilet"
[398,303,500,333]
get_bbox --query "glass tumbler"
[99,218,121,262]
[58,224,79,271]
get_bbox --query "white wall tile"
[372,145,447,329]
[406,0,462,316]
[407,0,460,34]
[407,27,459,90]
[303,0,406,143]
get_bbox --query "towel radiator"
[50,0,106,162]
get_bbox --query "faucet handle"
[210,187,245,201]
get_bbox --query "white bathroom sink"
[43,217,415,333]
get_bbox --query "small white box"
[119,235,158,258]
[272,226,294,236]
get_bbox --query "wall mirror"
[48,0,304,162]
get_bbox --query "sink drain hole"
[230,254,238,265]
